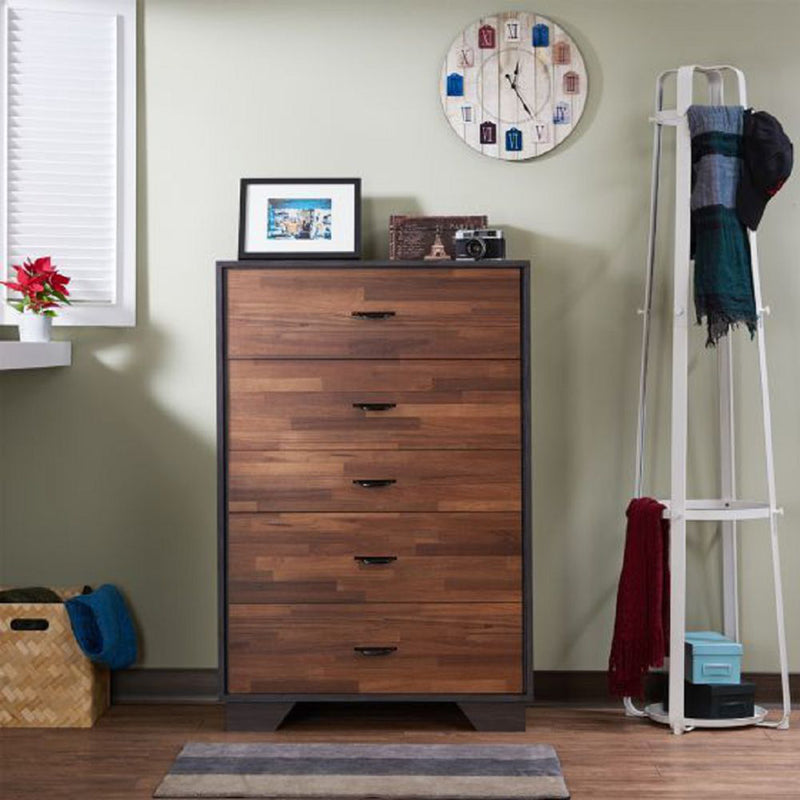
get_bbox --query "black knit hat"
[737,109,793,231]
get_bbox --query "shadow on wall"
[503,224,645,668]
[0,324,217,668]
[511,207,733,667]
[0,7,216,668]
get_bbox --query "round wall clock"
[440,11,588,160]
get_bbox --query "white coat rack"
[623,65,791,735]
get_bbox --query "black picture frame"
[238,178,361,260]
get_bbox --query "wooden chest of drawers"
[217,261,532,731]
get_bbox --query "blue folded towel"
[65,584,138,670]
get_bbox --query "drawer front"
[228,512,522,603]
[228,360,521,451]
[227,603,522,694]
[228,450,521,512]
[226,268,520,359]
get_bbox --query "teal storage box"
[685,631,742,684]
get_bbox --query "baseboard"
[112,668,798,705]
[111,668,218,704]
[533,670,800,705]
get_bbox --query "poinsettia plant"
[0,256,71,316]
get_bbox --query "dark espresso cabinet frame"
[216,260,532,731]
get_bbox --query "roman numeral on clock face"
[533,122,551,143]
[457,47,474,67]
[478,24,496,48]
[480,121,497,144]
[505,127,522,151]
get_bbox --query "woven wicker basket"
[0,586,110,727]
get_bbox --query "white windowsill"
[0,341,72,371]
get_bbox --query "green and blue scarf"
[687,105,757,346]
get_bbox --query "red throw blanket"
[608,497,670,698]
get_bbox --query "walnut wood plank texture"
[228,449,520,512]
[219,262,529,716]
[225,268,520,359]
[3,705,798,800]
[228,359,521,450]
[227,603,522,694]
[228,512,521,603]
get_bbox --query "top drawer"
[225,268,520,359]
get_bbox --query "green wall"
[1,0,798,671]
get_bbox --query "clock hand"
[504,74,533,116]
[512,86,533,117]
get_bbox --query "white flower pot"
[18,313,52,343]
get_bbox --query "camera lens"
[465,237,486,259]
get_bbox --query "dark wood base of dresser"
[225,701,296,731]
[224,700,528,732]
[457,702,527,731]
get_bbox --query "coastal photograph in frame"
[238,178,361,259]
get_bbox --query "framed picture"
[238,178,361,259]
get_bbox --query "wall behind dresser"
[1,0,798,672]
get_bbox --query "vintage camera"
[454,228,506,260]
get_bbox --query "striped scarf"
[687,105,757,346]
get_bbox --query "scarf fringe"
[698,310,758,347]
[609,639,666,698]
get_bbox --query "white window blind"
[1,0,136,326]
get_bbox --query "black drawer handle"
[354,555,398,565]
[353,403,397,412]
[354,646,398,657]
[352,479,396,488]
[351,310,396,319]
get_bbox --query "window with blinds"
[1,0,136,326]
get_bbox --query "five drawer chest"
[217,260,532,731]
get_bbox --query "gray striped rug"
[153,742,569,799]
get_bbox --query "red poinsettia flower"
[32,256,54,273]
[50,271,70,296]
[14,266,45,294]
[0,255,72,317]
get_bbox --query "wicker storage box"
[0,587,110,727]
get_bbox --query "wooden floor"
[1,703,798,799]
